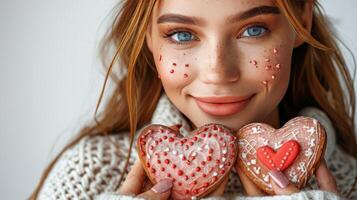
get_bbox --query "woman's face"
[146,0,305,131]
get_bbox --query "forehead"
[155,0,277,25]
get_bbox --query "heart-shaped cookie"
[236,116,326,194]
[137,123,238,200]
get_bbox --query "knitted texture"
[38,94,357,200]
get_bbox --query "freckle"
[172,63,177,66]
[275,64,281,69]
[170,69,174,73]
[273,48,278,54]
[159,55,162,61]
[272,75,276,80]
[250,60,258,65]
[184,73,188,78]
[185,64,189,67]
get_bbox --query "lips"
[193,94,254,116]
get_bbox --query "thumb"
[137,178,173,200]
[269,169,299,195]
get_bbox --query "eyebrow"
[157,5,280,26]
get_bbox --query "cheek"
[154,50,196,90]
[245,46,291,88]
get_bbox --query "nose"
[200,42,240,84]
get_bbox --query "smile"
[193,94,254,117]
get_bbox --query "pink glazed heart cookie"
[137,123,238,200]
[236,116,326,194]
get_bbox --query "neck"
[261,107,281,129]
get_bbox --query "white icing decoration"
[297,162,307,172]
[222,157,226,162]
[263,174,270,182]
[205,144,210,149]
[173,150,177,155]
[289,170,298,183]
[274,141,283,150]
[253,166,261,174]
[239,139,257,155]
[164,147,170,152]
[241,153,247,159]
[147,154,151,159]
[197,147,202,151]
[251,159,257,165]
[305,148,313,157]
[308,139,316,147]
[179,154,184,159]
[213,172,218,176]
[222,148,227,154]
[219,164,224,168]
[261,138,269,145]
[307,127,315,135]
[192,152,197,157]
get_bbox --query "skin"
[146,0,305,131]
[117,0,338,198]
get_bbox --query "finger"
[209,175,230,196]
[236,167,264,196]
[142,178,154,192]
[269,169,299,195]
[137,178,173,200]
[316,159,338,193]
[117,159,147,195]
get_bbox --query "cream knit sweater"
[38,94,357,200]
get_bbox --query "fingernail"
[268,169,289,189]
[151,178,173,193]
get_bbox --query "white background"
[1,1,357,200]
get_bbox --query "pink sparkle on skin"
[272,75,276,80]
[265,58,270,62]
[275,64,281,69]
[262,80,268,85]
[265,65,272,70]
[273,48,278,54]
[158,74,161,79]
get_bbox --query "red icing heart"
[256,140,300,171]
[236,116,326,194]
[137,123,238,200]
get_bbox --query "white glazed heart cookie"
[137,123,238,200]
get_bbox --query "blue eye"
[241,26,267,37]
[171,31,195,42]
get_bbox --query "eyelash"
[163,24,270,46]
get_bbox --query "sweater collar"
[150,93,192,137]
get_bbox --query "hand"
[117,160,173,200]
[236,158,338,196]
